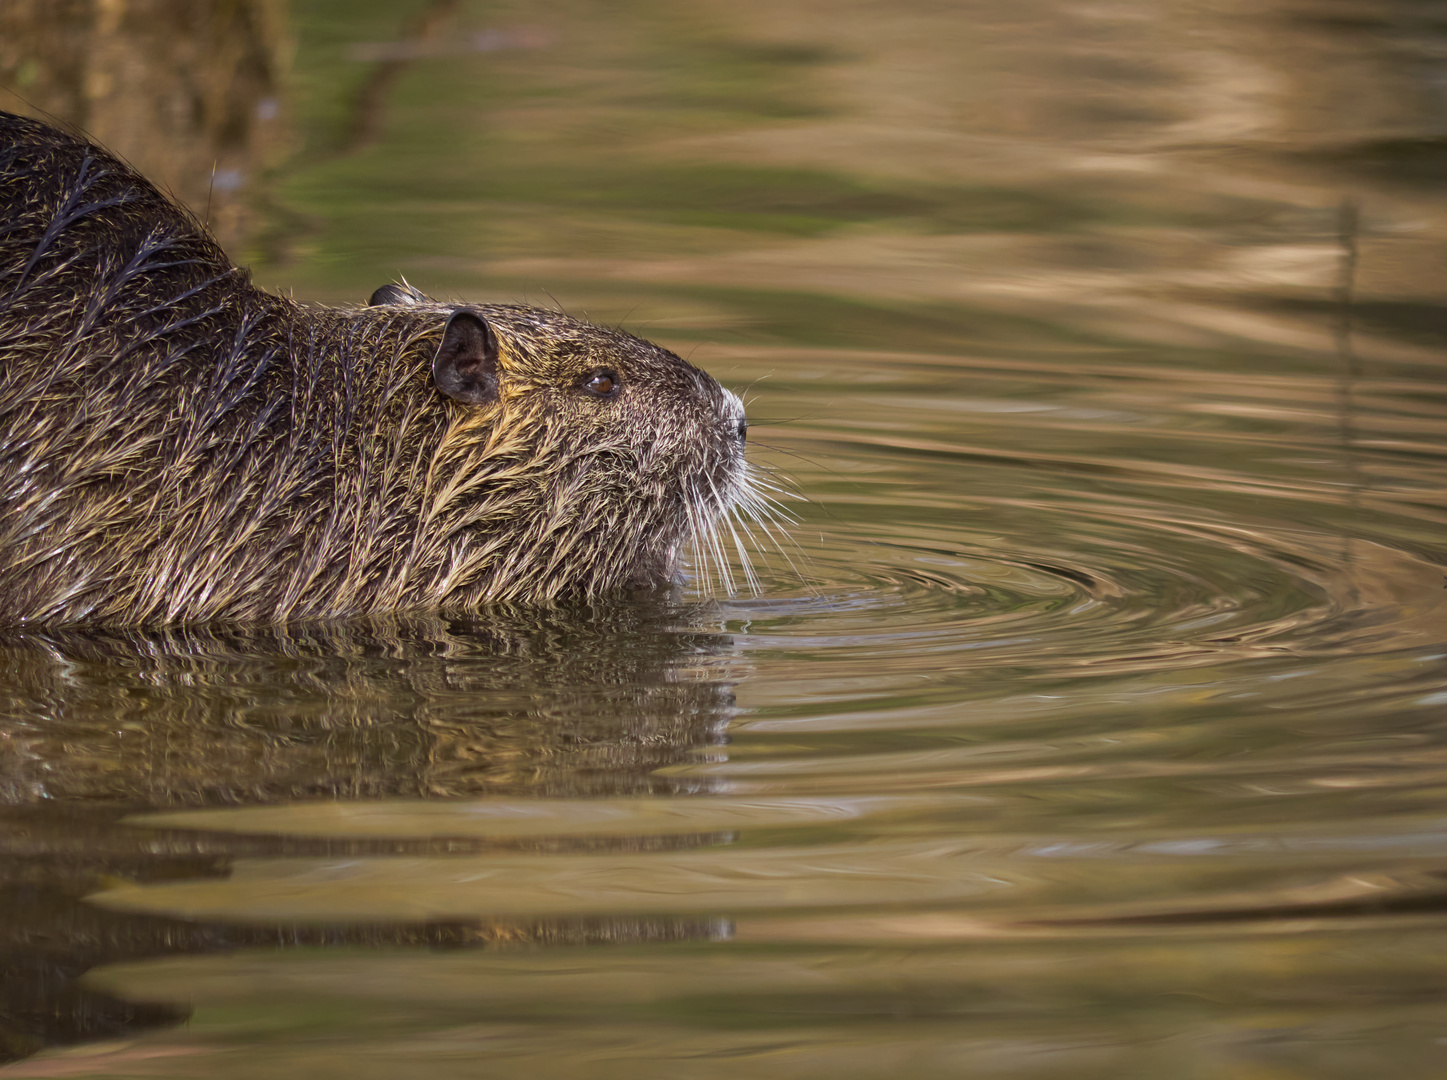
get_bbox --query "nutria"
[0,111,757,626]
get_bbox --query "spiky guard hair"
[0,111,752,626]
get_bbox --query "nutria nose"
[736,418,748,443]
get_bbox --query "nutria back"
[0,111,751,626]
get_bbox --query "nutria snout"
[0,111,756,626]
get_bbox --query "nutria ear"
[432,310,500,406]
[369,283,426,307]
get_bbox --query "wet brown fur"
[0,112,748,626]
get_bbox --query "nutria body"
[0,112,751,626]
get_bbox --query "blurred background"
[7,3,1447,1078]
[6,0,1447,352]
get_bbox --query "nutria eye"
[581,370,620,398]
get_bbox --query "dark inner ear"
[432,310,500,406]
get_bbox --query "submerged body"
[0,112,749,626]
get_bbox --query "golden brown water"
[5,1,1447,1076]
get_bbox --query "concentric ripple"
[721,346,1447,678]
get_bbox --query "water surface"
[4,1,1447,1076]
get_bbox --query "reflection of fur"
[0,608,738,805]
[0,112,749,625]
[0,607,736,1063]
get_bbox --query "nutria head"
[0,110,765,626]
[367,288,751,603]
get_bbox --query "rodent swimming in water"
[0,111,758,626]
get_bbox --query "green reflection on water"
[13,936,1447,1078]
[6,0,1447,1075]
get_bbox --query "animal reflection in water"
[0,606,740,805]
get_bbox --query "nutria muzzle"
[0,111,754,626]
